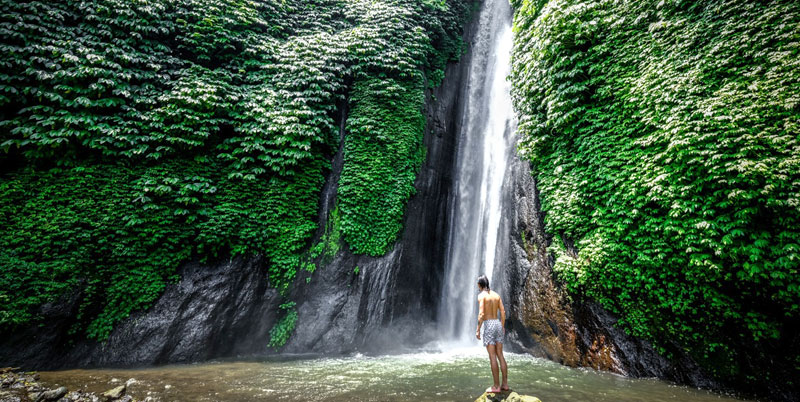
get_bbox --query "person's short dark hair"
[477,274,490,290]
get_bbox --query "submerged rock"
[34,386,68,401]
[474,391,542,402]
[101,384,126,400]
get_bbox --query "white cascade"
[438,0,517,345]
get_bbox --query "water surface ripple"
[39,348,750,401]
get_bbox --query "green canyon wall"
[0,0,471,341]
[1,0,798,400]
[509,0,799,397]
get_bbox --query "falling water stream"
[34,1,753,401]
[438,0,516,344]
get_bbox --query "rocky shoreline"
[0,367,151,402]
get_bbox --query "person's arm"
[476,295,486,339]
[500,297,506,333]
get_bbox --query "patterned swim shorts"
[482,319,504,346]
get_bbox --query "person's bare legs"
[486,344,500,391]
[497,342,509,390]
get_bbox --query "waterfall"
[438,0,517,344]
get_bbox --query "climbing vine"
[510,0,799,389]
[268,301,298,349]
[0,0,473,340]
[338,75,428,255]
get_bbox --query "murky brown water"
[38,347,754,401]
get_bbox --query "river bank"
[0,367,151,402]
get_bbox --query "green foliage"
[333,0,472,256]
[0,159,323,338]
[0,0,473,340]
[511,0,800,386]
[338,75,428,255]
[309,204,342,267]
[268,301,298,349]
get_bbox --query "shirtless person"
[475,274,509,393]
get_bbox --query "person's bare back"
[478,290,503,321]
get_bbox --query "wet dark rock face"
[282,21,478,354]
[0,256,281,369]
[494,157,717,389]
[0,17,478,369]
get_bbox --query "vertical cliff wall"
[282,18,481,354]
[494,159,715,388]
[0,6,479,368]
[503,1,799,400]
[0,256,281,369]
